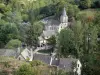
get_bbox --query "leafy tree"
[47,35,56,52]
[81,23,98,75]
[55,0,65,18]
[16,64,34,75]
[67,4,79,19]
[92,0,100,8]
[94,12,100,36]
[82,23,98,54]
[72,21,83,58]
[76,11,94,24]
[79,0,92,9]
[0,22,19,45]
[47,35,56,46]
[57,29,75,57]
[26,22,43,47]
[5,39,21,49]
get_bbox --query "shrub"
[30,60,45,67]
[15,64,34,75]
[5,39,21,49]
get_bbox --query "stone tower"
[60,7,68,23]
[58,7,68,32]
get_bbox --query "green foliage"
[0,0,100,74]
[58,29,75,57]
[57,69,69,75]
[16,64,34,75]
[30,60,45,67]
[5,39,21,49]
[0,22,19,45]
[82,53,100,75]
[22,14,29,22]
[76,10,95,23]
[55,0,80,19]
[47,35,56,45]
[94,12,100,35]
[26,22,44,46]
[79,0,92,9]
[72,21,83,57]
[3,62,11,68]
[67,4,80,18]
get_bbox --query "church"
[38,7,69,46]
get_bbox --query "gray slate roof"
[62,7,67,16]
[47,19,60,26]
[0,49,17,57]
[33,53,79,72]
[33,54,51,64]
[59,58,78,72]
[51,59,59,66]
[43,30,56,37]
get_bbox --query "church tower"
[58,7,68,32]
[60,7,68,23]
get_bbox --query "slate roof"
[0,49,6,56]
[47,19,60,26]
[33,53,79,72]
[0,49,17,57]
[41,16,55,24]
[59,58,78,72]
[43,30,56,37]
[33,54,51,64]
[51,59,59,66]
[62,7,67,16]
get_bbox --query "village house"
[18,47,82,75]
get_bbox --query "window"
[50,27,52,30]
[52,27,53,30]
[78,64,79,67]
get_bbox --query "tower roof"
[60,7,68,23]
[62,7,67,16]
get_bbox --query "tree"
[0,22,19,46]
[67,4,79,19]
[30,60,45,67]
[57,29,75,57]
[72,21,83,58]
[16,64,34,75]
[47,35,56,52]
[79,0,92,9]
[55,0,66,18]
[26,22,43,47]
[81,23,98,75]
[76,11,94,24]
[47,35,56,46]
[92,0,100,8]
[94,12,100,36]
[5,39,21,49]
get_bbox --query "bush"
[5,39,21,49]
[30,60,45,67]
[15,64,34,75]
